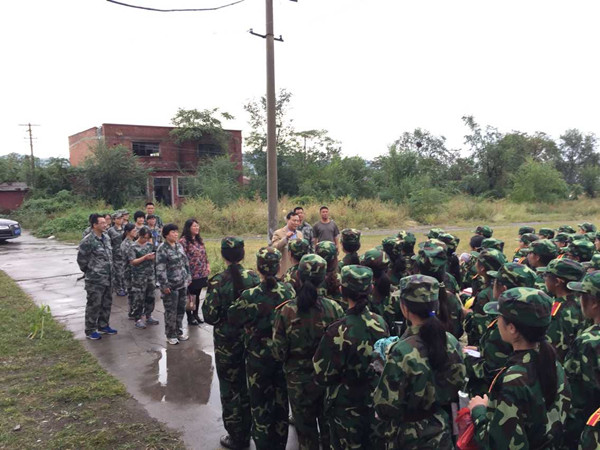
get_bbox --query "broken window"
[132,141,160,157]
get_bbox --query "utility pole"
[18,123,39,188]
[265,0,277,242]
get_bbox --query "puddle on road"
[142,346,214,405]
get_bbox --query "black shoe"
[194,315,204,324]
[219,435,249,450]
[188,318,199,326]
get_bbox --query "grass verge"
[0,271,184,450]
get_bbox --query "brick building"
[68,123,242,206]
[0,182,29,212]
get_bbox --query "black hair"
[162,223,178,238]
[342,286,370,315]
[297,279,319,313]
[122,223,136,240]
[503,319,558,409]
[293,206,304,213]
[402,299,449,371]
[319,206,329,212]
[145,202,154,207]
[134,210,145,221]
[138,226,150,238]
[342,240,361,254]
[538,253,555,267]
[371,266,391,300]
[447,253,462,291]
[89,213,101,226]
[324,257,341,298]
[257,260,279,290]
[146,214,156,220]
[416,262,451,333]
[391,255,408,277]
[470,235,484,250]
[222,246,246,300]
[401,242,416,255]
[182,218,203,245]
[286,211,299,220]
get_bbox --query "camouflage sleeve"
[228,289,256,328]
[126,244,137,264]
[155,244,169,289]
[313,321,345,386]
[181,247,192,284]
[202,275,223,326]
[76,236,91,273]
[373,341,409,420]
[271,306,289,363]
[563,306,583,348]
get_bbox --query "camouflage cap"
[426,228,445,239]
[341,265,373,294]
[288,238,310,260]
[537,258,585,282]
[538,228,555,239]
[256,247,281,275]
[579,222,597,233]
[557,225,576,234]
[221,236,244,249]
[298,254,327,284]
[567,240,595,261]
[571,234,588,242]
[397,230,417,245]
[413,241,448,270]
[112,211,124,219]
[518,226,536,235]
[553,232,572,244]
[360,248,390,271]
[473,225,493,238]
[524,239,558,258]
[399,275,440,304]
[315,241,338,263]
[476,248,507,272]
[583,254,600,271]
[382,236,403,259]
[341,228,361,245]
[519,233,539,245]
[487,263,537,289]
[484,287,552,327]
[567,270,600,299]
[120,209,130,215]
[481,238,505,252]
[437,233,460,252]
[586,232,597,242]
[596,232,600,241]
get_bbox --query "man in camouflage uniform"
[524,239,559,291]
[313,265,389,449]
[156,224,191,345]
[473,225,494,238]
[374,275,466,449]
[566,239,596,263]
[426,228,445,239]
[315,241,344,310]
[228,247,294,450]
[294,206,314,252]
[107,211,126,296]
[518,226,536,236]
[583,254,600,273]
[469,288,571,449]
[557,225,576,234]
[512,232,539,263]
[338,228,361,270]
[563,271,600,445]
[481,238,505,252]
[539,227,555,239]
[283,238,310,291]
[553,232,572,257]
[126,226,158,329]
[202,237,260,450]
[578,222,597,241]
[272,254,344,450]
[77,213,116,340]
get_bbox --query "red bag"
[455,407,479,450]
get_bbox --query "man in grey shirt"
[294,206,314,252]
[312,205,340,249]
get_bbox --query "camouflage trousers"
[214,337,251,445]
[131,280,156,320]
[84,281,113,335]
[390,410,452,450]
[328,405,384,450]
[161,287,186,339]
[113,257,125,292]
[245,354,289,450]
[287,373,329,450]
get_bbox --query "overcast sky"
[2,0,600,162]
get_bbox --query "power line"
[106,0,246,12]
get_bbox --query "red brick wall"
[68,127,100,167]
[0,191,28,212]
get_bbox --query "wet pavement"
[0,232,298,449]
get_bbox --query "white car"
[0,218,22,242]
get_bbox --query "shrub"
[510,160,569,203]
[408,188,449,223]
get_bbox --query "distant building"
[0,182,29,212]
[68,123,242,206]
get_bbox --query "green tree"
[80,141,148,208]
[0,153,30,183]
[555,129,598,185]
[188,156,242,207]
[580,165,600,198]
[510,159,569,203]
[170,107,234,153]
[35,158,75,195]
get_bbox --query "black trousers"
[186,277,208,319]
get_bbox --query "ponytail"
[404,299,449,371]
[265,275,278,290]
[372,267,391,299]
[222,247,246,299]
[418,265,451,333]
[297,279,319,312]
[342,287,369,315]
[346,252,360,266]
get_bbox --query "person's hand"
[463,345,478,352]
[286,231,294,239]
[468,394,488,411]
[146,252,155,261]
[162,287,171,295]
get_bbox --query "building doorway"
[153,177,172,206]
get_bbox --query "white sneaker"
[167,338,179,345]
[178,334,189,341]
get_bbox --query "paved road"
[0,232,299,449]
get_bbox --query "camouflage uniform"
[77,231,114,336]
[107,223,125,292]
[228,247,294,450]
[537,258,585,362]
[512,233,539,263]
[338,228,361,271]
[583,254,600,272]
[523,239,558,291]
[472,288,571,449]
[557,225,576,234]
[315,241,344,310]
[518,226,536,235]
[563,272,600,444]
[297,221,314,252]
[120,237,135,315]
[465,263,537,396]
[126,240,156,320]
[473,225,494,238]
[567,240,596,263]
[156,241,191,339]
[313,265,389,450]
[426,228,445,239]
[580,407,600,450]
[539,227,556,239]
[283,238,310,291]
[202,237,260,447]
[481,238,505,252]
[383,232,417,287]
[272,254,344,450]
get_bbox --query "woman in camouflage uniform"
[283,238,310,291]
[374,275,466,449]
[313,265,389,449]
[315,241,344,311]
[469,287,571,449]
[228,247,295,450]
[272,254,344,450]
[120,223,137,319]
[202,237,260,450]
[338,228,361,271]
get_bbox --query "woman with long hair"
[374,275,466,449]
[228,247,295,450]
[315,241,344,310]
[202,237,260,450]
[469,287,571,449]
[179,218,210,325]
[313,265,389,449]
[272,254,344,449]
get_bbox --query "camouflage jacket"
[372,289,403,337]
[317,272,345,311]
[447,290,465,340]
[156,241,191,291]
[202,264,260,341]
[126,240,156,286]
[461,254,479,289]
[388,256,415,287]
[107,226,123,261]
[283,263,300,292]
[579,407,600,450]
[228,280,295,359]
[338,253,358,272]
[465,284,494,346]
[77,231,113,286]
[271,296,344,379]
[512,248,528,264]
[120,238,134,285]
[313,306,389,409]
[564,323,600,443]
[546,293,584,362]
[297,222,314,252]
[472,349,571,450]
